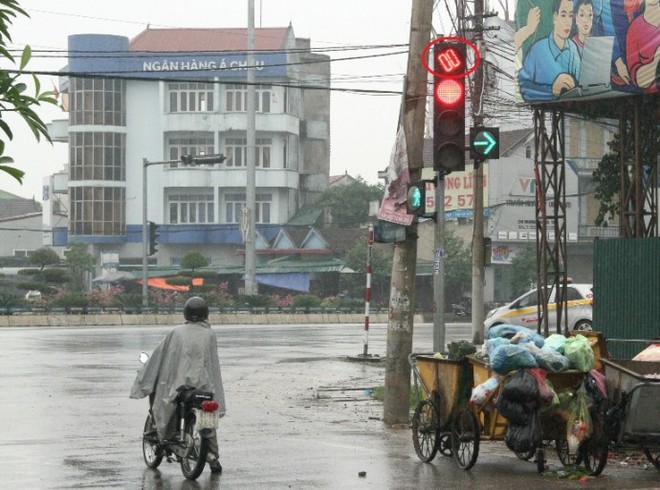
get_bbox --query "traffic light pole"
[141,158,179,308]
[433,174,446,352]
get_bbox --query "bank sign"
[68,35,288,79]
[515,0,659,103]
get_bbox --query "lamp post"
[141,154,225,307]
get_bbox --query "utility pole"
[383,0,433,425]
[244,0,257,295]
[471,0,486,345]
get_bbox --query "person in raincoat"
[130,296,226,474]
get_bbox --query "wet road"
[0,323,658,489]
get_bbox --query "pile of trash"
[470,325,607,455]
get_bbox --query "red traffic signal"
[433,41,466,174]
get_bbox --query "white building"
[46,26,330,273]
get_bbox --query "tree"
[510,243,537,297]
[315,178,384,228]
[0,1,57,183]
[181,251,209,275]
[591,99,659,226]
[443,229,471,305]
[341,236,392,305]
[65,242,95,291]
[28,247,60,272]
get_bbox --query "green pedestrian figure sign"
[470,126,499,161]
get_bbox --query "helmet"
[184,296,209,322]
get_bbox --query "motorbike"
[138,352,219,480]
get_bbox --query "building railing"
[0,305,385,316]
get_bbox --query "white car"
[484,283,593,332]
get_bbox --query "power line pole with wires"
[470,0,487,345]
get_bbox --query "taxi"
[484,283,593,332]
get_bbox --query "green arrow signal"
[474,131,496,155]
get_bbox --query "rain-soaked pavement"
[0,322,658,489]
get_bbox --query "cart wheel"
[582,415,608,476]
[412,400,440,462]
[438,434,453,457]
[555,439,579,467]
[451,408,480,471]
[643,448,659,469]
[536,447,546,473]
[515,446,537,461]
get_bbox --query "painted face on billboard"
[553,0,575,42]
[575,1,594,38]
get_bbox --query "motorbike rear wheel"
[180,414,209,480]
[142,414,163,469]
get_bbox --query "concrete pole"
[383,0,433,425]
[471,0,486,345]
[245,0,257,295]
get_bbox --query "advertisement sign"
[442,164,489,216]
[514,0,659,103]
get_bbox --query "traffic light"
[180,154,227,166]
[406,180,436,218]
[470,126,500,162]
[433,41,466,174]
[148,221,159,256]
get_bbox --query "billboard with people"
[514,0,659,103]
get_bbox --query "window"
[167,135,214,168]
[169,193,215,224]
[168,82,214,112]
[69,186,125,236]
[69,132,125,181]
[70,77,125,126]
[225,193,272,223]
[225,84,271,113]
[225,137,272,168]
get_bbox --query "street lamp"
[141,155,226,307]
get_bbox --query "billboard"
[514,0,659,103]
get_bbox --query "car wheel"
[573,319,592,332]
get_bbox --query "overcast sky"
[2,0,464,201]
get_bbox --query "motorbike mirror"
[139,352,150,365]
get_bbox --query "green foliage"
[238,294,274,307]
[510,243,537,297]
[443,229,471,305]
[0,292,24,307]
[65,242,95,291]
[42,268,71,283]
[180,251,209,273]
[592,100,660,226]
[0,1,58,183]
[341,235,392,304]
[204,282,234,307]
[28,247,60,271]
[447,341,477,360]
[165,276,192,286]
[592,134,621,225]
[48,292,87,308]
[292,294,322,308]
[17,268,39,275]
[370,385,423,409]
[15,280,47,292]
[315,178,384,228]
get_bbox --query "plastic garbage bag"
[488,324,545,348]
[505,410,543,454]
[564,334,595,372]
[524,343,571,372]
[470,376,500,408]
[566,386,593,455]
[544,333,568,354]
[490,343,538,374]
